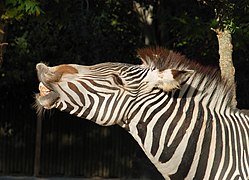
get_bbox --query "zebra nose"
[36,63,63,84]
[36,63,49,73]
[36,63,49,82]
[36,63,55,90]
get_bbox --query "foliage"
[0,0,249,105]
[0,0,144,106]
[1,0,42,21]
[147,0,219,64]
[198,0,249,32]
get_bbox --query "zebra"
[35,47,249,179]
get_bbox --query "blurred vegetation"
[0,0,249,107]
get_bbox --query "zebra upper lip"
[38,82,52,97]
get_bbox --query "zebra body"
[36,47,249,179]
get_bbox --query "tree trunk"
[0,23,8,67]
[133,1,154,45]
[215,28,237,108]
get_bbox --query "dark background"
[0,0,249,178]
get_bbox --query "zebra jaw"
[36,74,60,109]
[35,87,59,109]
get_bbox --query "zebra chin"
[34,90,59,118]
[35,90,59,109]
[34,91,59,117]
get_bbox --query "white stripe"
[98,92,118,123]
[143,94,170,153]
[214,87,229,179]
[56,82,79,113]
[221,108,235,179]
[95,93,111,123]
[142,93,166,123]
[158,77,200,175]
[167,75,203,146]
[227,109,242,178]
[159,91,199,175]
[116,94,135,121]
[202,82,219,179]
[108,92,135,125]
[154,93,180,161]
[128,93,160,145]
[234,112,249,178]
[86,93,100,120]
[186,77,214,179]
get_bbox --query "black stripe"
[170,102,204,179]
[61,101,74,113]
[209,110,222,179]
[218,95,232,178]
[112,73,124,86]
[128,93,160,122]
[193,109,213,179]
[103,90,124,125]
[218,126,230,178]
[58,85,78,112]
[77,80,97,93]
[99,92,115,121]
[125,67,141,76]
[137,91,169,145]
[124,69,147,82]
[150,95,171,156]
[88,79,120,91]
[81,95,95,120]
[223,111,238,178]
[74,106,83,116]
[120,94,136,116]
[158,86,196,163]
[57,102,63,110]
[69,81,85,106]
[128,71,148,85]
[90,93,105,122]
[158,95,191,163]
[236,112,249,176]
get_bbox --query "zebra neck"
[123,93,249,179]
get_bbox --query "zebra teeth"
[39,82,51,97]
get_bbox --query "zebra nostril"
[36,63,49,72]
[36,63,49,82]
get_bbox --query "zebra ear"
[145,69,194,92]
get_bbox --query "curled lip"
[38,82,52,96]
[36,81,60,109]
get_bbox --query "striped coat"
[35,47,249,179]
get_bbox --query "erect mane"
[137,47,235,107]
[137,47,214,73]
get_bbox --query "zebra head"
[35,48,194,125]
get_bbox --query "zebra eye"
[112,73,124,86]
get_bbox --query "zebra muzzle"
[36,63,61,109]
[35,83,60,109]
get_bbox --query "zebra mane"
[137,47,235,107]
[137,47,214,73]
